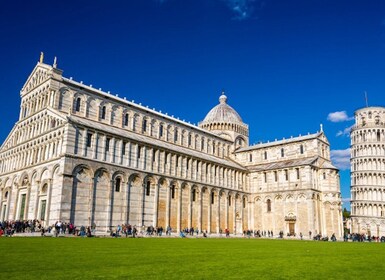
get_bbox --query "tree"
[343,207,350,220]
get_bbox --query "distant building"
[0,57,343,236]
[350,106,385,237]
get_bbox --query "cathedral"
[0,57,343,237]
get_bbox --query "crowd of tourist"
[1,220,385,242]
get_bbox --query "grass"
[0,237,384,279]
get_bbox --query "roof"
[237,132,323,152]
[247,156,319,172]
[61,77,233,144]
[201,94,244,124]
[67,115,247,171]
[247,156,338,172]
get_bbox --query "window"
[243,198,246,208]
[138,146,141,158]
[115,178,121,192]
[211,192,214,204]
[124,114,129,126]
[171,185,176,199]
[228,196,231,206]
[101,106,106,120]
[274,171,278,182]
[264,151,267,160]
[122,141,126,155]
[264,172,267,183]
[192,189,196,202]
[249,154,252,162]
[146,181,151,196]
[105,138,111,151]
[377,131,381,141]
[86,133,92,147]
[159,124,163,138]
[201,138,205,151]
[188,134,192,146]
[323,172,326,180]
[75,97,81,112]
[281,148,284,157]
[174,130,178,142]
[296,168,300,180]
[300,145,304,154]
[267,199,271,212]
[285,170,288,181]
[142,119,147,133]
[153,150,156,162]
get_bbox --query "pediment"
[21,63,53,95]
[0,108,67,152]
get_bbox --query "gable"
[21,62,53,95]
[0,108,67,152]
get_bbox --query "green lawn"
[0,237,383,279]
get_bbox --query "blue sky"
[1,0,385,209]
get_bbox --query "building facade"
[0,58,343,236]
[350,106,385,237]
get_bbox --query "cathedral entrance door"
[289,222,295,236]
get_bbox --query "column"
[225,194,229,231]
[153,183,159,227]
[166,186,171,228]
[45,179,53,226]
[188,188,192,229]
[207,190,211,233]
[198,188,202,232]
[233,195,237,234]
[93,132,99,159]
[177,186,182,232]
[216,192,220,233]
[82,128,88,157]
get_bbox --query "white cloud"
[341,197,351,203]
[327,111,354,123]
[336,125,354,137]
[222,0,259,20]
[330,148,350,170]
[156,0,264,20]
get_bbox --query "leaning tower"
[350,106,385,237]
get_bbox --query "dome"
[202,93,243,124]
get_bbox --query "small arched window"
[174,129,178,142]
[192,189,196,202]
[377,131,381,141]
[159,124,163,138]
[4,191,9,199]
[249,154,253,162]
[243,197,246,208]
[115,177,121,192]
[142,119,147,133]
[75,97,81,112]
[101,106,106,120]
[281,148,284,157]
[228,196,232,206]
[264,151,268,160]
[300,145,304,154]
[124,113,129,126]
[211,192,215,204]
[267,199,271,212]
[146,181,151,196]
[171,185,176,199]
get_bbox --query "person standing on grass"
[91,222,96,236]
